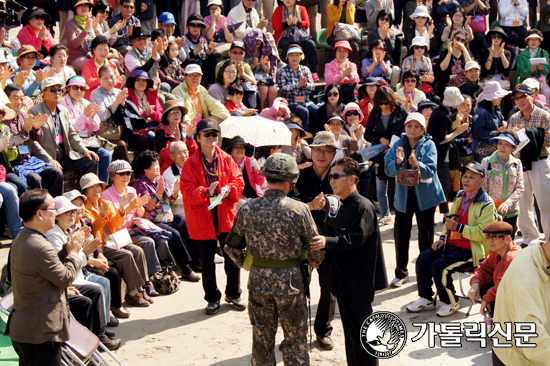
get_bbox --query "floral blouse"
[133,175,178,224]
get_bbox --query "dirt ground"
[0,211,494,365]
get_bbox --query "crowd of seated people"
[1,0,550,360]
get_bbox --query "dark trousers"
[314,258,336,338]
[86,265,122,308]
[501,26,528,48]
[68,293,93,334]
[156,215,195,270]
[56,147,98,185]
[394,198,436,279]
[73,284,105,338]
[489,0,499,24]
[337,292,378,366]
[196,232,241,302]
[437,162,450,214]
[129,133,152,158]
[416,245,473,304]
[12,341,61,366]
[7,166,64,197]
[503,215,518,241]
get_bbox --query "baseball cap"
[196,118,220,134]
[230,40,246,51]
[404,112,426,127]
[459,161,485,177]
[513,84,533,95]
[184,64,203,75]
[465,61,481,71]
[41,77,63,90]
[159,12,176,25]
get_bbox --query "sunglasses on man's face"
[232,51,245,55]
[122,5,134,9]
[345,111,359,117]
[203,132,219,138]
[47,87,64,94]
[328,173,350,181]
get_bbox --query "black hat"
[513,84,534,95]
[486,27,508,45]
[417,99,438,112]
[230,40,246,51]
[437,0,460,17]
[130,26,151,39]
[23,7,51,25]
[482,221,514,236]
[187,13,206,28]
[225,136,247,153]
[459,161,485,177]
[196,118,220,134]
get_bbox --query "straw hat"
[53,196,79,216]
[442,87,464,107]
[80,173,106,192]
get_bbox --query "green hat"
[261,153,299,184]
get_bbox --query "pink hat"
[476,81,511,108]
[342,102,365,122]
[334,40,353,52]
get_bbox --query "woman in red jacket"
[126,70,163,124]
[82,35,122,100]
[180,118,244,316]
[225,136,265,201]
[272,0,319,82]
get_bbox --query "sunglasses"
[373,46,385,51]
[71,85,86,92]
[379,17,390,22]
[203,132,219,138]
[514,94,529,101]
[47,87,64,94]
[122,5,134,9]
[413,45,426,50]
[491,34,503,39]
[379,101,390,106]
[33,15,48,20]
[327,92,339,97]
[454,37,467,43]
[232,51,245,55]
[345,111,359,117]
[404,78,417,83]
[328,173,350,181]
[117,171,132,176]
[486,234,506,240]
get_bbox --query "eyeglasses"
[98,9,108,14]
[41,207,57,213]
[345,111,359,117]
[122,5,134,9]
[486,234,506,240]
[116,171,132,176]
[413,46,426,50]
[64,210,77,217]
[454,37,467,43]
[169,110,182,115]
[373,46,385,51]
[33,15,48,20]
[47,87,64,94]
[232,51,245,55]
[514,94,529,101]
[404,78,417,83]
[327,92,339,97]
[312,148,335,155]
[71,85,86,92]
[224,70,237,75]
[203,132,219,138]
[328,173,350,181]
[491,34,503,39]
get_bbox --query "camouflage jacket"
[226,189,324,295]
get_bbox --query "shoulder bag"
[334,22,361,42]
[287,25,311,44]
[397,166,421,186]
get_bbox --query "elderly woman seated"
[395,70,427,113]
[126,70,163,125]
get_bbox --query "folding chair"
[455,266,477,317]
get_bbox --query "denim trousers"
[0,182,22,238]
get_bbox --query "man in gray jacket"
[7,189,86,366]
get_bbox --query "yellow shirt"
[327,4,355,38]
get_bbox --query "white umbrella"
[219,116,292,147]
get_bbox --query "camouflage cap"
[261,153,299,184]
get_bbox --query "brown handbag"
[397,166,421,186]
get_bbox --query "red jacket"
[127,89,163,123]
[154,124,198,173]
[469,242,522,303]
[180,145,244,240]
[272,5,310,43]
[242,156,265,198]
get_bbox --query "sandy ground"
[0,211,494,365]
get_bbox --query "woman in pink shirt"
[324,40,360,103]
[259,97,290,122]
[17,7,56,56]
[59,76,101,138]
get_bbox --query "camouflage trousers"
[249,292,309,366]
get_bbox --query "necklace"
[313,164,330,180]
[134,91,147,110]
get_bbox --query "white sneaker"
[378,215,391,226]
[437,303,460,317]
[407,297,436,313]
[214,254,224,264]
[390,276,409,288]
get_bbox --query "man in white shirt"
[162,141,187,218]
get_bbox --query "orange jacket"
[180,145,244,240]
[84,198,125,250]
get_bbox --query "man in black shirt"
[458,61,483,106]
[289,131,340,350]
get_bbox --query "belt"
[252,257,300,269]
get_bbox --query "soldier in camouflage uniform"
[225,153,325,366]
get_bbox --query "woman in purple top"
[133,150,200,281]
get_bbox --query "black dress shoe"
[317,336,334,350]
[205,301,221,315]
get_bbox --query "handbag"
[334,22,361,42]
[99,119,123,141]
[470,14,486,33]
[80,136,101,149]
[287,26,311,44]
[397,166,421,186]
[150,266,180,295]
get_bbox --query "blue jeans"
[289,104,319,132]
[0,182,22,238]
[87,273,111,322]
[416,245,473,305]
[95,147,111,183]
[375,176,390,217]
